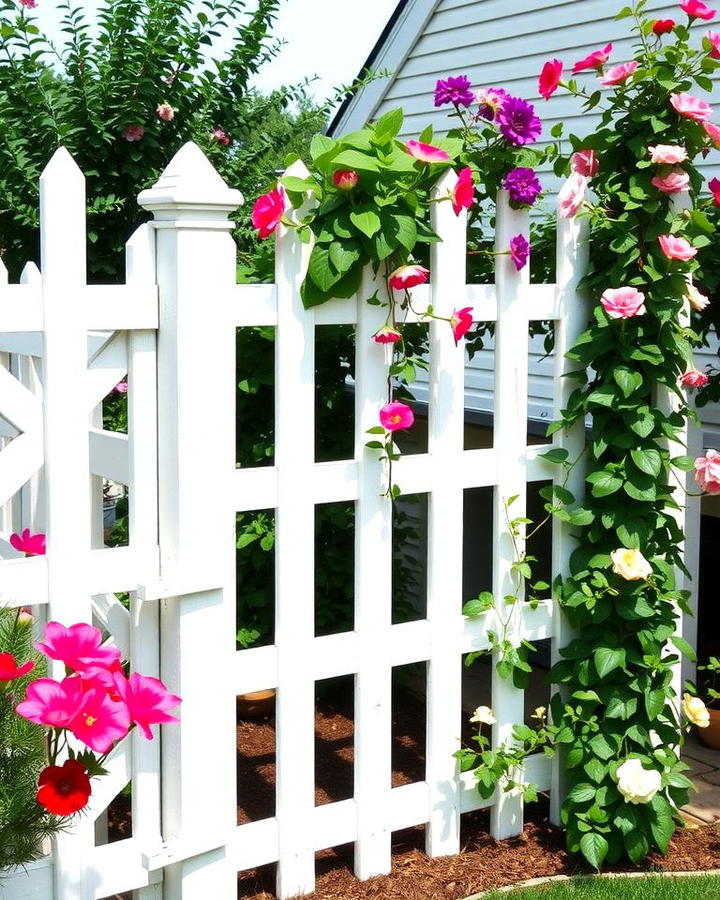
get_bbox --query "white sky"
[31,0,398,103]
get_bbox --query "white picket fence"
[0,141,595,900]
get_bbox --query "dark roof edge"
[326,0,411,137]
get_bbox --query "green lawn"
[478,874,720,900]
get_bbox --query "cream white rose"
[683,692,710,728]
[616,758,662,805]
[531,706,546,720]
[687,282,710,312]
[611,548,652,581]
[470,705,496,726]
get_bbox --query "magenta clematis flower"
[695,449,720,493]
[651,169,690,193]
[670,93,713,120]
[452,167,475,214]
[600,287,646,319]
[709,176,720,205]
[503,167,542,206]
[599,60,638,86]
[572,43,613,73]
[16,677,86,728]
[434,75,474,108]
[372,325,402,344]
[379,402,414,432]
[475,87,508,120]
[450,307,473,344]
[572,150,599,178]
[35,621,122,674]
[211,127,230,146]
[333,169,359,189]
[124,124,144,142]
[0,652,34,681]
[658,234,697,260]
[680,369,710,388]
[251,186,286,239]
[67,685,131,753]
[509,234,530,271]
[113,672,181,740]
[388,264,429,291]
[10,529,45,556]
[538,59,563,100]
[405,140,450,164]
[497,96,542,146]
[681,0,716,20]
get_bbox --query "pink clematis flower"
[10,529,45,556]
[35,621,122,674]
[670,93,713,121]
[572,150,599,178]
[156,103,174,122]
[658,234,698,260]
[695,449,720,493]
[558,173,588,218]
[124,124,144,142]
[538,59,563,100]
[16,677,86,728]
[706,30,720,56]
[20,0,37,7]
[372,325,402,344]
[450,307,474,344]
[599,60,638,86]
[601,287,646,319]
[211,127,230,146]
[452,167,475,215]
[251,186,286,240]
[0,652,34,681]
[113,671,180,740]
[653,18,676,34]
[333,170,359,190]
[572,43,613,74]
[680,369,710,388]
[651,169,690,193]
[681,0,716,20]
[405,140,450,163]
[114,380,129,394]
[379,402,414,432]
[388,264,429,291]
[648,144,688,164]
[709,176,720,204]
[68,685,131,753]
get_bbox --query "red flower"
[251,186,286,239]
[333,170,359,190]
[572,43,613,74]
[450,307,474,344]
[388,264,429,291]
[452,167,475,215]
[653,18,676,34]
[538,59,563,100]
[0,652,34,681]
[379,402,414,432]
[372,325,402,344]
[37,760,91,816]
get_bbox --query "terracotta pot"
[699,706,720,750]
[237,688,276,719]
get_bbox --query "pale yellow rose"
[616,758,662,805]
[610,548,652,581]
[470,705,496,726]
[683,692,710,728]
[531,706,546,720]
[687,282,710,312]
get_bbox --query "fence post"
[549,212,589,825]
[138,142,242,899]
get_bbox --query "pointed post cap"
[138,142,243,224]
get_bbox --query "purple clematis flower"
[509,234,530,271]
[434,75,475,108]
[497,96,542,146]
[502,167,542,206]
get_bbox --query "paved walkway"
[682,733,720,824]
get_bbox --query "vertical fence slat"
[273,162,318,899]
[425,170,466,858]
[40,148,95,900]
[354,267,393,880]
[549,214,589,825]
[18,263,45,538]
[139,143,241,900]
[490,191,529,840]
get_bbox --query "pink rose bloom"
[68,684,131,753]
[538,59,563,99]
[681,0,716,20]
[651,169,690,193]
[0,652,34,681]
[704,121,720,146]
[333,170,359,190]
[405,140,450,163]
[648,144,688,164]
[124,124,144,142]
[571,149,599,178]
[670,93,713,121]
[599,60,638,86]
[20,0,37,7]
[706,30,720,56]
[16,677,86,728]
[10,528,45,556]
[600,287,646,319]
[572,43,613,74]
[113,671,181,740]
[452,166,475,215]
[114,380,129,393]
[156,103,174,121]
[211,127,230,146]
[379,401,414,432]
[35,621,122,674]
[710,176,720,205]
[658,234,698,260]
[388,264,429,291]
[558,173,588,218]
[450,307,474,344]
[372,325,402,344]
[251,186,286,239]
[695,449,720,494]
[680,369,710,388]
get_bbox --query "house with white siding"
[328,0,720,450]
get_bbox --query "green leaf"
[645,689,666,719]
[586,471,623,498]
[580,832,609,870]
[332,149,380,172]
[671,634,697,662]
[373,107,404,143]
[625,829,649,863]
[307,245,340,292]
[463,592,494,617]
[329,241,360,274]
[568,508,594,526]
[539,448,569,464]
[630,448,662,478]
[584,757,607,784]
[613,367,643,398]
[350,208,381,238]
[389,214,418,252]
[568,782,596,803]
[310,134,337,163]
[280,175,319,194]
[589,733,616,760]
[616,518,648,549]
[594,647,626,679]
[628,407,655,438]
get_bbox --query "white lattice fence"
[0,143,590,900]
